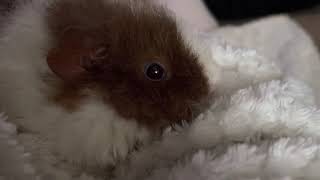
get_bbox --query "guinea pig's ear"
[47,29,107,83]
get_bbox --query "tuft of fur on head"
[46,0,210,129]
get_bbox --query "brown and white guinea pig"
[0,0,212,168]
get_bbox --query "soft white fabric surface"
[1,6,320,180]
[113,15,320,180]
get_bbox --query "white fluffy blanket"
[2,15,320,180]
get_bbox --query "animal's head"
[46,0,210,129]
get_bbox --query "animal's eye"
[144,63,166,81]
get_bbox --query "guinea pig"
[0,0,210,172]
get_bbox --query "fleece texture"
[113,17,320,179]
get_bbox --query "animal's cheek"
[54,98,151,167]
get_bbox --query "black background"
[203,0,320,20]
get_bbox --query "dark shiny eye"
[144,63,166,81]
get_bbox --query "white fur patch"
[0,113,38,180]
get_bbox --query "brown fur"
[46,0,210,129]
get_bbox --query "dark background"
[203,0,320,20]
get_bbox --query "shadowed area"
[203,0,320,20]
